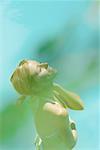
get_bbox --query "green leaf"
[0,103,28,143]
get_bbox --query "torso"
[34,100,68,138]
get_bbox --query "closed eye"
[38,63,48,69]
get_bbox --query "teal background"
[0,0,99,150]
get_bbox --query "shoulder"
[43,101,68,117]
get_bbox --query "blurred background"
[0,0,99,150]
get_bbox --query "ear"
[53,83,84,110]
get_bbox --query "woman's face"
[10,60,56,96]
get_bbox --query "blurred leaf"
[36,20,79,62]
[37,37,59,62]
[0,103,29,143]
[67,56,99,89]
[38,38,58,55]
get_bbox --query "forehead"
[28,60,40,66]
